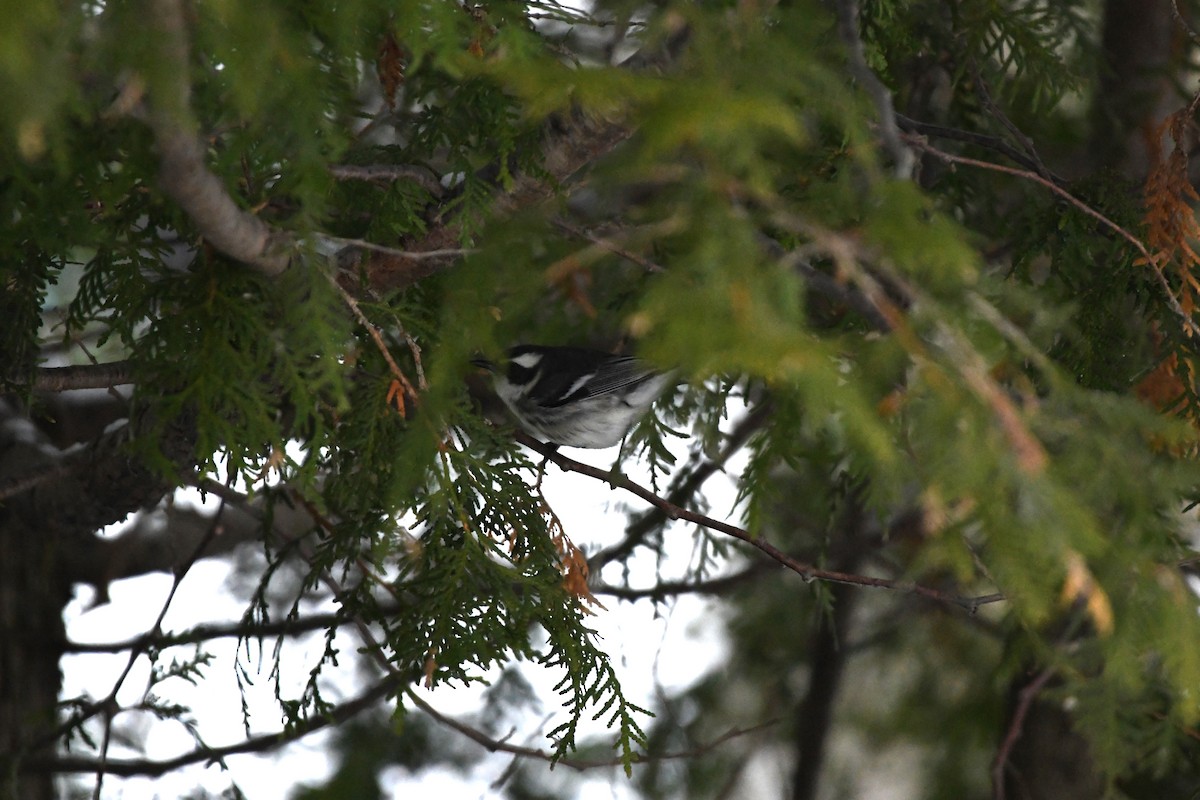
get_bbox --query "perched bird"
[472,344,671,448]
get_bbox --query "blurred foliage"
[6,0,1200,797]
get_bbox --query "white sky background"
[60,430,747,800]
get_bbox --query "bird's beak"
[470,355,496,372]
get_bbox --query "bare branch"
[25,677,401,778]
[894,114,1066,186]
[406,688,779,772]
[63,605,402,654]
[593,563,775,601]
[590,402,774,570]
[25,362,136,392]
[328,163,444,196]
[969,64,1052,182]
[991,667,1056,800]
[27,495,228,790]
[59,502,265,590]
[520,432,1004,612]
[1170,0,1200,48]
[906,135,1200,339]
[325,236,476,262]
[0,463,70,503]
[326,273,420,414]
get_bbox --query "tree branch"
[144,0,292,276]
[991,666,1056,800]
[593,563,776,601]
[59,501,265,592]
[905,135,1200,339]
[24,676,402,778]
[405,687,778,772]
[23,362,136,392]
[590,402,774,571]
[833,0,914,177]
[328,163,444,196]
[63,604,402,654]
[519,432,1004,612]
[894,114,1066,186]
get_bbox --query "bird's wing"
[544,356,656,406]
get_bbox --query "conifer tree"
[3,0,1200,798]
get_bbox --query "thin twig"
[593,563,775,601]
[970,64,1051,181]
[991,666,1056,800]
[519,432,1004,612]
[1170,0,1200,48]
[405,687,779,771]
[326,275,419,411]
[0,463,71,502]
[552,219,667,273]
[894,114,1065,186]
[62,605,402,654]
[89,490,228,798]
[27,677,402,778]
[589,401,774,570]
[906,136,1200,338]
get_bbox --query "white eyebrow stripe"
[511,353,542,369]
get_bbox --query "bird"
[472,344,672,448]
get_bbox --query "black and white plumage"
[473,345,671,448]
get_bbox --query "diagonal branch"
[895,114,1066,186]
[144,0,292,276]
[590,401,774,571]
[593,563,776,601]
[991,666,1056,800]
[833,0,914,177]
[906,135,1200,339]
[519,432,1004,612]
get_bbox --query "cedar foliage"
[3,0,1200,797]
